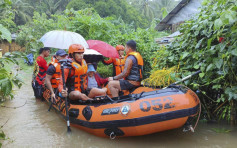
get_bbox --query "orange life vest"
[49,62,61,89]
[114,58,125,76]
[51,56,58,63]
[104,57,125,76]
[125,52,144,81]
[71,59,88,92]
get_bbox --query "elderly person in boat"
[87,64,108,91]
[107,40,144,98]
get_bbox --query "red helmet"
[116,45,125,51]
[68,44,84,54]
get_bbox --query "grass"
[211,128,231,133]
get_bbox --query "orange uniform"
[103,57,125,76]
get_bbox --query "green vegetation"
[16,8,167,78]
[211,128,231,133]
[0,130,6,148]
[127,0,180,21]
[67,0,149,28]
[0,0,25,102]
[150,0,237,121]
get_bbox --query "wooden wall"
[0,41,25,54]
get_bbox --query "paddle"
[60,60,71,132]
[164,70,201,89]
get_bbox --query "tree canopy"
[66,0,149,28]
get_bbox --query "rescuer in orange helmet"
[102,45,126,76]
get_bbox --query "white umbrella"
[40,30,89,49]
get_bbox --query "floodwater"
[1,73,237,148]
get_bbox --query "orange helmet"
[116,45,125,51]
[68,44,84,54]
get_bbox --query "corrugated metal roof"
[156,0,191,31]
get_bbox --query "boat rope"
[193,101,201,131]
[0,100,27,109]
[181,84,201,132]
[0,118,9,128]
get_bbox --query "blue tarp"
[24,53,34,65]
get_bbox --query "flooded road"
[1,72,237,148]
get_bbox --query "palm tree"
[128,0,155,21]
[11,0,33,25]
[127,0,181,20]
[140,0,155,20]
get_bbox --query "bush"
[96,62,113,78]
[151,0,237,121]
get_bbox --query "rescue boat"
[43,85,200,138]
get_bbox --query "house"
[156,0,202,32]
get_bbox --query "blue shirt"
[88,76,98,88]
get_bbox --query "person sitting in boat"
[65,44,107,101]
[102,45,125,76]
[45,49,70,102]
[32,47,50,100]
[108,40,144,98]
[87,64,108,92]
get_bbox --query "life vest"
[125,52,144,81]
[71,59,88,92]
[49,62,61,89]
[103,58,125,76]
[51,56,58,63]
[113,58,125,76]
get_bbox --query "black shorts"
[83,88,92,96]
[119,79,136,90]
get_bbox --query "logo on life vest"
[121,105,130,116]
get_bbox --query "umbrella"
[83,48,103,63]
[84,49,103,63]
[40,30,89,49]
[87,40,119,58]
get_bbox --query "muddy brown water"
[1,73,237,148]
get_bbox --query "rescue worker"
[32,47,50,99]
[103,45,125,76]
[45,49,70,102]
[66,44,107,101]
[108,40,143,98]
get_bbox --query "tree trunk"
[230,100,236,126]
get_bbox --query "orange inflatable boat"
[43,85,200,138]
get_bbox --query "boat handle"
[110,132,116,139]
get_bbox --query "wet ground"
[1,71,237,148]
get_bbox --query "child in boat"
[32,47,50,100]
[108,40,144,98]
